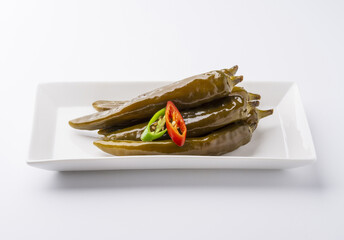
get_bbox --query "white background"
[0,0,343,239]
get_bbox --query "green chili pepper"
[69,66,241,130]
[140,108,167,141]
[99,87,260,140]
[94,109,273,156]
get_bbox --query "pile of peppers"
[69,66,273,156]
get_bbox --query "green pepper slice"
[140,108,167,141]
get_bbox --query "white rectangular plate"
[28,81,316,171]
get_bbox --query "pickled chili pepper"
[69,66,241,130]
[101,95,251,140]
[100,88,259,140]
[93,108,273,156]
[94,122,251,156]
[91,79,263,113]
[140,108,167,141]
[165,101,187,146]
[92,100,126,112]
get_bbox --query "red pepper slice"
[165,101,187,147]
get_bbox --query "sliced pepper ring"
[140,108,167,141]
[165,101,187,147]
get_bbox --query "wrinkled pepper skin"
[92,85,261,112]
[69,66,240,130]
[94,122,252,156]
[92,100,126,112]
[101,122,147,140]
[93,108,273,156]
[102,94,253,141]
[98,86,258,137]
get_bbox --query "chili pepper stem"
[257,109,274,120]
[230,75,243,86]
[222,65,238,76]
[248,93,261,101]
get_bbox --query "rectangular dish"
[28,81,316,171]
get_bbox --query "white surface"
[28,81,316,170]
[0,0,343,239]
